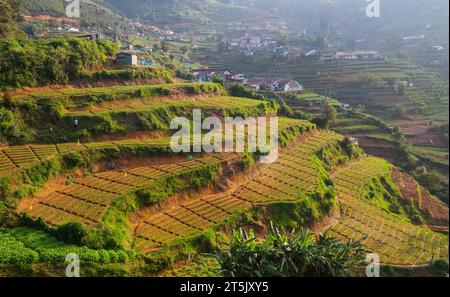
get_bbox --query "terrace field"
[133,130,344,252]
[194,52,448,124]
[329,158,448,266]
[0,72,448,277]
[1,82,283,143]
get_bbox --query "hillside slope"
[102,0,264,25]
[21,0,123,26]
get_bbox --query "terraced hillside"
[329,158,448,266]
[2,120,448,274]
[4,82,270,143]
[23,153,238,228]
[133,130,343,251]
[0,117,308,179]
[1,73,448,276]
[196,53,448,122]
[275,90,413,168]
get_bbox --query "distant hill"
[18,0,268,29]
[18,0,449,39]
[101,0,265,25]
[21,0,124,27]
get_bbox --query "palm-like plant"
[212,223,366,277]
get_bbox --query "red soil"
[391,170,449,226]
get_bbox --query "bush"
[55,222,87,245]
[0,107,33,144]
[228,84,264,100]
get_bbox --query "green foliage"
[413,169,449,204]
[55,222,87,245]
[316,100,337,129]
[102,0,260,26]
[278,98,310,120]
[341,137,365,158]
[0,82,233,143]
[14,158,62,198]
[229,84,264,100]
[0,227,131,265]
[317,144,348,171]
[162,255,221,277]
[190,83,226,95]
[0,107,33,144]
[267,199,320,228]
[136,163,220,206]
[431,260,449,277]
[364,175,424,224]
[0,0,24,40]
[212,225,366,277]
[0,38,119,88]
[81,67,174,84]
[278,120,316,147]
[143,230,216,274]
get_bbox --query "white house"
[272,80,304,92]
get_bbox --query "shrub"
[229,84,264,100]
[55,222,87,245]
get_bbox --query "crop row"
[65,95,270,118]
[0,138,174,177]
[134,131,343,251]
[0,227,131,264]
[24,153,237,227]
[0,118,313,178]
[330,158,448,266]
[134,194,251,250]
[11,82,217,102]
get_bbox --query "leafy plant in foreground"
[212,223,366,277]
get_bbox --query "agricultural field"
[277,89,413,167]
[0,137,173,178]
[0,117,311,179]
[1,83,448,277]
[195,52,448,127]
[0,227,132,266]
[329,158,449,266]
[23,152,238,228]
[0,0,448,281]
[409,146,449,168]
[1,82,245,144]
[133,130,344,251]
[6,82,221,103]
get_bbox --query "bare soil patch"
[391,170,449,226]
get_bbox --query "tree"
[211,75,225,88]
[323,101,337,122]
